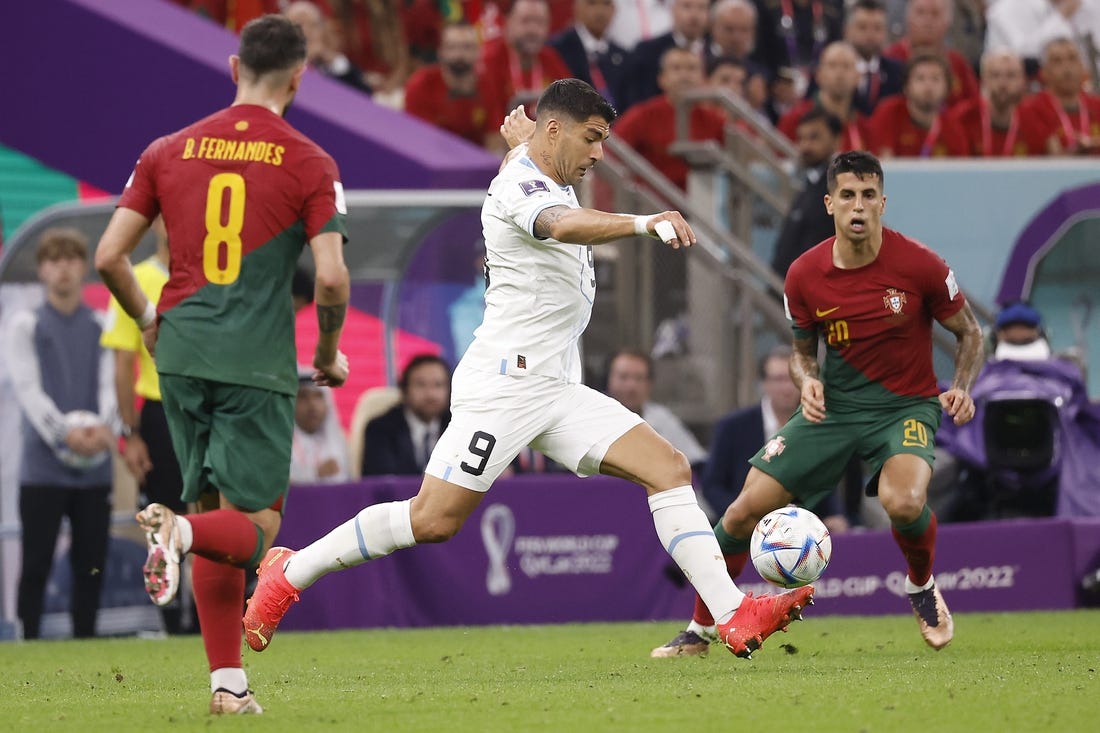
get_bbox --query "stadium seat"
[346,386,402,479]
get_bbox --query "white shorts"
[425,363,645,492]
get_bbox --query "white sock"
[210,667,247,694]
[686,620,717,639]
[176,516,193,554]
[284,500,416,590]
[905,574,936,594]
[649,486,744,626]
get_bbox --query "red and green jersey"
[784,228,965,409]
[117,104,347,396]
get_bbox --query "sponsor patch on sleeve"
[333,181,347,214]
[519,179,549,196]
[945,269,959,300]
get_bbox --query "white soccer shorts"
[424,362,645,492]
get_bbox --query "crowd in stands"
[172,0,1100,174]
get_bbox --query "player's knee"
[879,492,924,524]
[411,514,463,544]
[665,447,693,486]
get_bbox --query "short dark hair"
[903,51,952,90]
[759,344,792,379]
[399,354,451,392]
[706,55,747,78]
[797,106,843,137]
[537,78,617,125]
[606,348,653,382]
[827,150,884,192]
[238,14,307,77]
[36,227,88,263]
[848,0,885,14]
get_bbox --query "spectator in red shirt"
[950,49,1050,157]
[869,52,969,157]
[404,22,494,147]
[883,0,980,109]
[480,0,574,137]
[615,46,726,189]
[1019,37,1100,155]
[778,42,874,153]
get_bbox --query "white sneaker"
[210,688,263,715]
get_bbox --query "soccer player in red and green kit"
[652,150,983,658]
[95,15,351,715]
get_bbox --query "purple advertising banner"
[277,475,1100,631]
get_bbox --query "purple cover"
[938,358,1100,517]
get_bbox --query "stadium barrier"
[277,475,1100,631]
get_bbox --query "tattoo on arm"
[942,302,984,392]
[789,334,820,389]
[316,303,347,333]
[533,206,568,239]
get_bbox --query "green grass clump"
[3,611,1098,732]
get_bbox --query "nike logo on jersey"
[815,306,840,317]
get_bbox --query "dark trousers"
[18,483,111,639]
[140,400,185,512]
[139,399,197,634]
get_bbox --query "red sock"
[691,551,749,626]
[188,509,263,567]
[892,511,938,586]
[192,556,245,672]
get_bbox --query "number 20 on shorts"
[203,172,245,285]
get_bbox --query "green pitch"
[4,611,1098,732]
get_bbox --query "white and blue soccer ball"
[750,506,832,588]
[57,410,111,470]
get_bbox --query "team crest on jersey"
[883,288,907,314]
[516,355,527,369]
[519,179,549,196]
[761,436,786,462]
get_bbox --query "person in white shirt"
[290,373,350,484]
[986,0,1100,83]
[605,348,707,467]
[245,79,815,661]
[606,0,674,51]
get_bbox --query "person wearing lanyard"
[868,52,968,158]
[479,0,573,145]
[752,0,844,96]
[777,41,873,153]
[949,49,1051,157]
[1019,37,1100,155]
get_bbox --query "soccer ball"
[750,506,832,588]
[57,410,111,470]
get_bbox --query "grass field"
[5,611,1099,732]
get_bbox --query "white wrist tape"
[137,301,156,329]
[633,215,652,236]
[654,220,677,243]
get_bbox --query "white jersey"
[461,146,596,384]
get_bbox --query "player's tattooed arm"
[940,301,984,393]
[316,303,347,333]
[533,205,570,239]
[789,334,821,389]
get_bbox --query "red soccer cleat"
[243,547,300,652]
[718,586,815,659]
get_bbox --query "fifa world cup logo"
[480,504,516,596]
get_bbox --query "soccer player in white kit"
[244,79,813,659]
